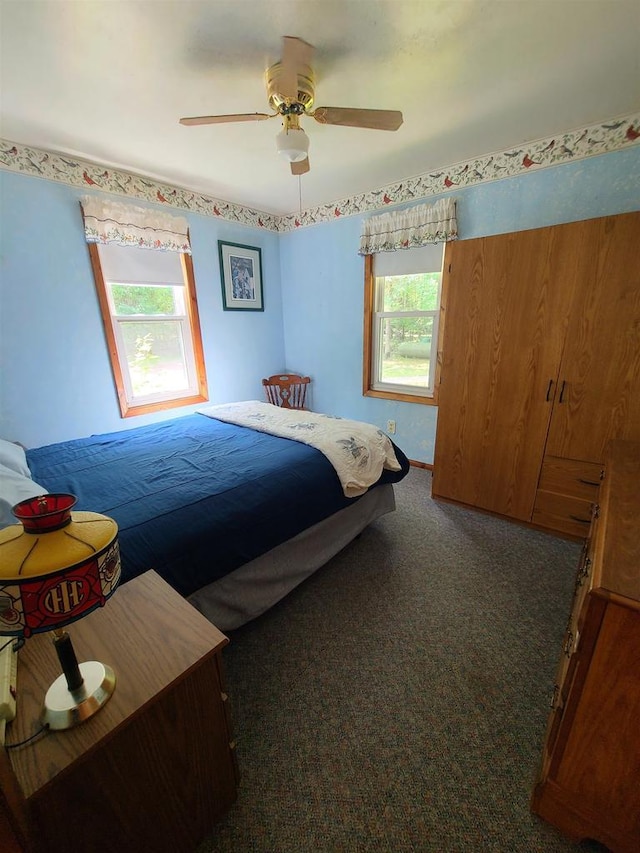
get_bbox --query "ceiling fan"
[179,36,403,176]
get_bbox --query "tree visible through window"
[363,244,444,404]
[88,243,208,418]
[376,272,440,391]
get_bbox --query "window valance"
[359,197,457,255]
[80,197,191,253]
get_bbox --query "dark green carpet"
[198,468,606,852]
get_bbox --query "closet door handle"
[558,380,566,403]
[545,379,553,401]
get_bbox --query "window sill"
[363,389,437,406]
[121,392,209,418]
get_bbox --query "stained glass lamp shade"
[0,494,121,730]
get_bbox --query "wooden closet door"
[433,227,573,520]
[545,211,640,464]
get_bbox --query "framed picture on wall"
[218,241,264,311]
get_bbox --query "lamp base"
[41,661,116,731]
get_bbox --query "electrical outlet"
[387,420,396,434]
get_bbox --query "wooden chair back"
[262,374,311,409]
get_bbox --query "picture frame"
[218,241,264,311]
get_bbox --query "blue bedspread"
[27,413,410,598]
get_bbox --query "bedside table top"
[8,570,228,797]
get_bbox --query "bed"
[4,403,409,629]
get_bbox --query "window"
[88,242,208,417]
[363,242,444,404]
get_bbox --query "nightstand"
[1,570,238,853]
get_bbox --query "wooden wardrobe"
[432,210,640,537]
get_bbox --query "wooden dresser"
[531,440,640,852]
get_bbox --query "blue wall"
[1,146,639,457]
[280,147,640,462]
[0,173,284,447]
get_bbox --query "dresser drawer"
[553,543,595,693]
[532,491,595,538]
[570,551,594,634]
[538,457,603,501]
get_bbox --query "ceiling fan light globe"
[276,127,309,162]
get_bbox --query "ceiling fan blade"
[313,107,403,131]
[291,157,310,176]
[279,36,315,100]
[179,113,272,126]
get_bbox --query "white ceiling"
[1,1,639,216]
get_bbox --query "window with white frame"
[88,241,208,417]
[364,242,444,403]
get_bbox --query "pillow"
[0,463,48,530]
[0,438,31,478]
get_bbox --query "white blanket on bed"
[199,401,402,498]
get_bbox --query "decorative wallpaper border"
[0,142,281,232]
[282,113,640,230]
[1,112,638,233]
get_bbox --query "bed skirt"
[187,483,396,630]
